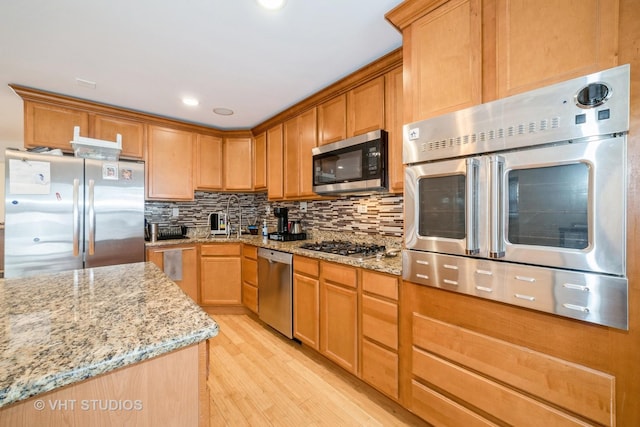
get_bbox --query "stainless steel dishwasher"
[258,248,293,339]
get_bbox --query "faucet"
[225,195,242,239]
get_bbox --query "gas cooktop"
[299,240,386,260]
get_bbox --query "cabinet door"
[24,101,89,150]
[298,108,317,197]
[347,76,385,137]
[146,125,194,200]
[200,256,242,305]
[405,0,482,122]
[317,94,347,145]
[283,116,300,198]
[93,114,145,159]
[293,272,320,349]
[495,0,619,98]
[146,246,198,302]
[224,137,253,190]
[267,124,284,200]
[385,67,404,194]
[194,134,223,190]
[253,132,267,190]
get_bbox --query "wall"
[144,191,404,237]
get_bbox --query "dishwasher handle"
[258,248,293,265]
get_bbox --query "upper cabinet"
[317,95,347,146]
[267,124,284,200]
[494,0,619,98]
[194,133,223,191]
[385,66,404,194]
[283,108,317,199]
[347,76,385,137]
[146,125,194,200]
[253,132,267,191]
[386,0,619,123]
[223,136,253,191]
[23,101,90,150]
[92,114,145,159]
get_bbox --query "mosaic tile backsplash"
[145,191,404,237]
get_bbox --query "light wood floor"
[207,314,428,427]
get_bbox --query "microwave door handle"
[490,155,505,258]
[465,158,480,255]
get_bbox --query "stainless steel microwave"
[312,129,388,195]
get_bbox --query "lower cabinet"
[241,244,259,313]
[146,245,198,302]
[200,243,242,306]
[320,261,359,376]
[293,255,320,349]
[361,270,399,400]
[403,281,616,427]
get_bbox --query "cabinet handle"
[515,293,535,301]
[443,279,458,286]
[563,283,589,292]
[563,303,590,313]
[475,286,493,293]
[515,275,536,283]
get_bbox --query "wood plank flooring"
[207,314,428,426]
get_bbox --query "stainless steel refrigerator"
[4,149,145,278]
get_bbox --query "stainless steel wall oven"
[403,65,630,329]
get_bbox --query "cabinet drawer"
[293,255,319,277]
[362,270,398,300]
[242,244,258,260]
[242,258,257,286]
[201,243,241,256]
[413,348,596,426]
[411,380,497,427]
[361,339,398,400]
[362,295,398,350]
[322,261,357,289]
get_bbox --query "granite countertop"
[0,262,219,409]
[146,233,403,276]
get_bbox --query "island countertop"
[0,262,219,409]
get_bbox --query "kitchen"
[1,0,639,426]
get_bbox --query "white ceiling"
[0,0,403,148]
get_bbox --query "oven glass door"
[498,136,626,275]
[405,157,484,257]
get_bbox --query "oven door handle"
[490,155,505,258]
[465,158,480,255]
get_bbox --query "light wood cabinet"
[267,124,284,200]
[293,255,320,349]
[495,0,619,98]
[253,132,267,190]
[200,243,242,306]
[317,94,347,146]
[241,244,259,314]
[385,66,404,193]
[283,108,317,199]
[361,270,399,400]
[194,134,223,190]
[23,101,90,151]
[92,114,145,159]
[146,245,199,302]
[320,261,359,375]
[146,125,194,200]
[398,0,482,123]
[347,76,385,137]
[223,136,253,191]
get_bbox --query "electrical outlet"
[300,201,307,212]
[357,204,367,214]
[172,207,179,217]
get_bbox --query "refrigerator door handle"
[88,179,96,256]
[73,178,80,257]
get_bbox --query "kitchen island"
[0,262,219,426]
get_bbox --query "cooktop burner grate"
[299,240,386,259]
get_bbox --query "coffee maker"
[274,207,288,234]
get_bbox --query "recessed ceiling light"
[256,0,287,11]
[182,97,199,106]
[213,107,234,116]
